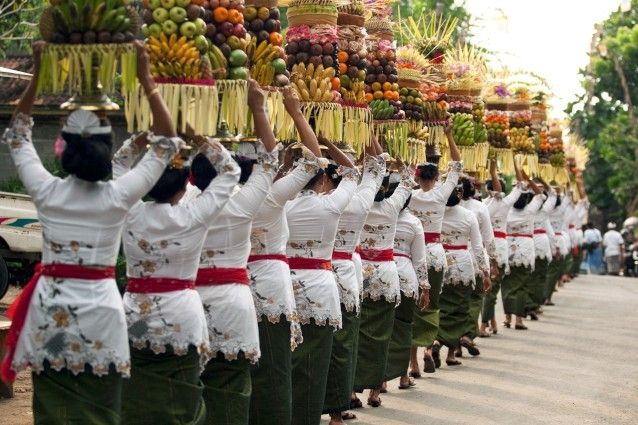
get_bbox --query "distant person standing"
[583,223,604,274]
[603,223,624,275]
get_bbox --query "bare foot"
[329,413,344,425]
[367,389,382,407]
[490,318,498,334]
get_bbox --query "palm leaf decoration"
[395,10,458,63]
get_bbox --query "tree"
[568,0,638,221]
[0,0,46,58]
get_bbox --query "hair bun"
[61,132,113,182]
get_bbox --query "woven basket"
[398,78,421,89]
[447,88,482,97]
[507,101,531,111]
[246,0,278,7]
[338,13,365,26]
[288,12,338,27]
[486,102,508,111]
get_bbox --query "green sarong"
[545,259,564,300]
[571,250,583,275]
[291,320,333,425]
[437,284,472,349]
[32,362,122,425]
[564,254,573,278]
[354,297,395,391]
[527,258,549,310]
[464,276,483,339]
[122,345,205,425]
[501,265,528,317]
[323,306,360,414]
[412,268,443,347]
[250,316,292,425]
[481,266,504,323]
[385,293,416,381]
[202,351,251,425]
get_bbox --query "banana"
[321,90,334,102]
[314,65,324,81]
[309,79,318,99]
[319,78,329,94]
[306,63,314,79]
[247,37,257,60]
[90,1,106,29]
[254,41,269,61]
[209,44,228,68]
[323,67,335,79]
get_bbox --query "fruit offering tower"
[484,83,514,174]
[508,86,538,175]
[37,0,139,109]
[284,0,343,142]
[548,119,566,184]
[335,0,372,154]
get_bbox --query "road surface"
[321,274,638,424]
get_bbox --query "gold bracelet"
[146,87,160,99]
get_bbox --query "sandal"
[528,312,539,321]
[545,300,555,306]
[446,359,462,366]
[423,353,436,374]
[409,370,422,379]
[350,397,363,409]
[398,377,415,390]
[367,398,382,408]
[515,324,528,330]
[431,342,441,369]
[503,321,511,328]
[454,347,463,358]
[479,330,491,338]
[342,412,357,421]
[460,338,480,356]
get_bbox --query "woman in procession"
[407,124,463,375]
[480,159,523,336]
[385,182,430,389]
[1,41,187,423]
[285,135,360,425]
[352,159,412,407]
[546,190,569,305]
[186,80,279,425]
[437,175,491,366]
[502,167,545,331]
[116,101,241,422]
[323,136,386,425]
[246,88,323,425]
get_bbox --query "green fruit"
[229,49,248,67]
[272,58,287,74]
[229,66,248,80]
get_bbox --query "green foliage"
[0,158,66,194]
[0,0,47,58]
[394,0,472,43]
[568,0,638,220]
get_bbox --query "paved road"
[322,274,638,425]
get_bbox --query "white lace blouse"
[393,210,430,299]
[192,144,278,363]
[460,197,495,275]
[285,166,360,329]
[549,201,570,256]
[483,184,523,270]
[441,205,488,287]
[506,194,546,269]
[5,114,181,377]
[533,191,557,261]
[408,161,463,272]
[118,137,240,361]
[359,169,412,304]
[332,155,385,312]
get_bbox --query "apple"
[169,6,187,23]
[187,4,202,20]
[175,0,191,6]
[220,21,234,37]
[160,0,175,9]
[194,35,209,51]
[202,9,213,22]
[149,0,162,10]
[162,19,178,34]
[205,23,216,37]
[153,7,169,23]
[180,21,197,38]
[193,18,206,35]
[232,23,246,38]
[227,35,241,50]
[148,22,162,37]
[243,6,257,21]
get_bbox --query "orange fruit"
[338,62,347,74]
[383,90,393,100]
[371,82,381,92]
[382,82,392,91]
[365,93,373,103]
[331,77,340,91]
[373,90,384,100]
[269,32,282,46]
[337,51,349,63]
[214,7,229,23]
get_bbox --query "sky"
[464,0,626,118]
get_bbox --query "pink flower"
[54,136,66,158]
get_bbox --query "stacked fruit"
[368,99,397,120]
[398,88,425,121]
[451,113,474,146]
[335,1,368,104]
[509,126,535,153]
[243,4,287,86]
[537,129,551,163]
[338,50,367,104]
[364,41,400,118]
[147,32,204,79]
[42,0,136,44]
[484,110,510,148]
[289,63,336,102]
[420,83,448,121]
[509,109,532,128]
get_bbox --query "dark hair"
[461,177,475,200]
[384,182,399,198]
[304,169,326,191]
[147,166,189,203]
[485,178,505,192]
[446,189,460,207]
[191,152,218,191]
[415,163,438,181]
[586,222,594,229]
[374,175,390,202]
[555,195,562,207]
[513,192,532,210]
[325,164,342,188]
[402,194,412,211]
[233,155,255,184]
[60,132,113,182]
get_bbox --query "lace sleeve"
[112,136,144,179]
[2,113,33,149]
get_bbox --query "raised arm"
[489,158,502,193]
[248,80,276,153]
[445,119,461,162]
[189,139,241,225]
[503,182,525,207]
[318,136,354,168]
[112,132,148,179]
[355,155,386,211]
[283,86,321,157]
[521,168,542,195]
[385,165,414,215]
[436,160,464,201]
[324,167,360,214]
[269,148,325,206]
[542,189,557,213]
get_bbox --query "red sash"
[424,232,441,244]
[288,257,332,270]
[332,251,353,261]
[127,277,196,293]
[568,224,575,229]
[358,248,394,262]
[2,263,115,383]
[509,233,533,238]
[555,231,562,236]
[393,252,411,259]
[247,254,289,264]
[196,268,250,286]
[443,244,468,251]
[533,229,547,235]
[494,231,507,239]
